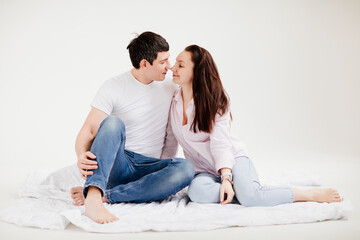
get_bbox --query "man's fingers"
[80,158,98,165]
[79,163,98,170]
[85,151,96,159]
[80,169,93,176]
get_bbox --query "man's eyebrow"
[159,58,169,62]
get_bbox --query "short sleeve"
[90,79,117,115]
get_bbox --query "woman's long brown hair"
[185,45,231,133]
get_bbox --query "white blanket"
[0,164,352,233]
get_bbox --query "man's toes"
[70,187,83,194]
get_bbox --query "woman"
[164,45,341,206]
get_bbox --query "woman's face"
[171,51,194,87]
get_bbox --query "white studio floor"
[0,152,359,240]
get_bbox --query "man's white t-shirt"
[91,70,177,158]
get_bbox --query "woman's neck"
[181,84,193,126]
[181,84,193,104]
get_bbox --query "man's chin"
[155,76,166,81]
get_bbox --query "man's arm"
[75,107,108,179]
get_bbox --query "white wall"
[0,0,359,171]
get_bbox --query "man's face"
[145,51,171,81]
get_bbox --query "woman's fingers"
[222,191,234,204]
[220,188,225,203]
[220,181,235,204]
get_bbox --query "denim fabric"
[83,116,194,203]
[188,156,294,207]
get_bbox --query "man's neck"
[131,68,153,85]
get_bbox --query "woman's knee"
[188,174,220,203]
[232,156,251,175]
[236,190,261,207]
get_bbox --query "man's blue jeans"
[83,116,195,203]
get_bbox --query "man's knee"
[99,116,126,137]
[170,158,194,186]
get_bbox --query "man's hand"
[220,179,235,204]
[77,151,98,180]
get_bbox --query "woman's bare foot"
[84,186,118,224]
[293,188,342,203]
[70,186,109,206]
[310,188,342,203]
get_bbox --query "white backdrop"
[0,0,359,173]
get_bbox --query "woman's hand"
[77,151,98,180]
[220,179,235,204]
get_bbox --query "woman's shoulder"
[215,109,231,121]
[172,88,182,101]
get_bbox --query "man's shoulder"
[101,70,132,88]
[108,70,132,82]
[158,76,179,93]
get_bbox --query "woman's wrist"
[221,172,233,184]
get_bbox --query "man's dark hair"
[127,31,169,69]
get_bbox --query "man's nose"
[166,62,172,70]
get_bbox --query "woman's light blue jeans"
[83,116,195,203]
[188,157,294,207]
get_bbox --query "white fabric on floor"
[0,164,352,233]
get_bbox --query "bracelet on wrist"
[221,172,233,184]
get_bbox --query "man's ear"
[139,59,147,69]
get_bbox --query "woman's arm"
[209,111,236,204]
[160,115,178,159]
[219,167,235,204]
[209,111,235,173]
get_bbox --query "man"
[70,31,194,224]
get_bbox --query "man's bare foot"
[70,186,109,206]
[293,188,342,203]
[71,187,85,206]
[84,186,118,224]
[310,188,342,203]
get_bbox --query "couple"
[70,31,341,224]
